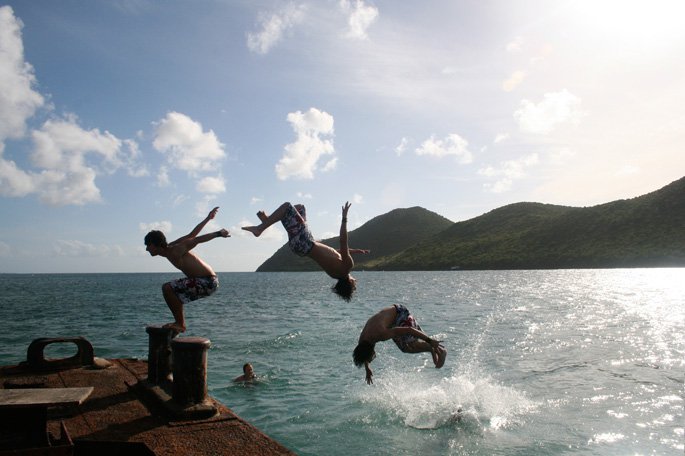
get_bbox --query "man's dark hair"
[332,278,354,302]
[144,230,167,248]
[353,341,375,367]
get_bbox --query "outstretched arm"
[170,207,219,245]
[348,248,370,255]
[340,202,353,269]
[182,228,230,251]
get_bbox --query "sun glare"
[567,0,685,48]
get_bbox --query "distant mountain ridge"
[256,177,685,271]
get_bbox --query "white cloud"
[479,153,539,193]
[0,241,10,257]
[502,70,526,92]
[0,8,148,207]
[415,133,473,164]
[321,157,338,172]
[31,117,123,169]
[615,164,640,177]
[123,139,148,177]
[352,193,363,204]
[53,240,124,257]
[296,192,313,199]
[395,137,409,156]
[0,158,34,197]
[25,116,136,205]
[0,6,45,150]
[196,175,226,194]
[506,35,524,52]
[246,3,306,54]
[152,111,225,173]
[494,133,509,144]
[250,196,263,205]
[514,89,583,135]
[157,165,170,187]
[4,116,141,206]
[172,194,189,207]
[139,221,172,233]
[276,107,335,180]
[340,0,379,40]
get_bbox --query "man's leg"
[162,283,186,333]
[243,202,294,237]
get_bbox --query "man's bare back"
[358,306,397,344]
[165,244,216,278]
[309,242,352,279]
[354,305,446,384]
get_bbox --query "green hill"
[367,176,685,270]
[256,207,454,271]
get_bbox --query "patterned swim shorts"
[168,275,219,304]
[281,203,314,256]
[391,304,423,352]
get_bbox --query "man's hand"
[365,364,373,385]
[342,201,351,219]
[218,228,230,238]
[208,207,219,220]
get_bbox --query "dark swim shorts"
[168,275,219,304]
[281,203,314,256]
[391,304,423,352]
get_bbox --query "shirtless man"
[353,305,447,384]
[233,363,256,383]
[144,207,230,333]
[242,201,369,301]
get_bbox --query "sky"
[0,0,683,273]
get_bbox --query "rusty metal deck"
[0,359,294,455]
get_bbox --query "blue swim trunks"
[281,203,314,256]
[168,275,219,304]
[391,304,423,352]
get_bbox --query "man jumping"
[242,201,369,301]
[353,305,447,384]
[144,207,230,333]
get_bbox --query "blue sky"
[1,0,683,273]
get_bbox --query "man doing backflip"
[242,201,369,301]
[353,305,447,384]
[144,207,230,333]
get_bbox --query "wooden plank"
[0,387,93,409]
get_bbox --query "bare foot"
[257,211,268,223]
[241,225,263,237]
[163,322,186,334]
[435,346,447,368]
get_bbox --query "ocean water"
[0,270,683,455]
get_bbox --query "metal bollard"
[145,326,175,384]
[171,337,211,406]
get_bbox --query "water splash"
[357,368,537,432]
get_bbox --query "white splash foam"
[357,367,537,431]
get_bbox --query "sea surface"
[0,270,683,455]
